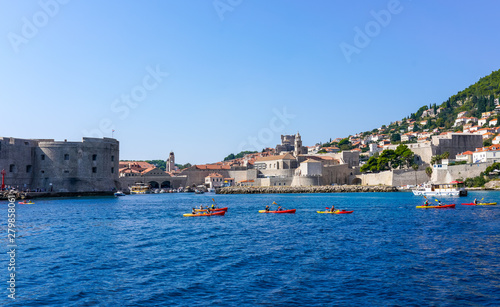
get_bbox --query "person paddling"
[265,205,270,212]
[330,205,336,213]
[424,200,430,206]
[191,208,196,214]
[211,203,216,209]
[277,206,282,211]
[473,198,478,205]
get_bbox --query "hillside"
[323,69,500,150]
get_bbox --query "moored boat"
[412,182,467,197]
[129,183,151,194]
[114,191,126,197]
[258,209,296,214]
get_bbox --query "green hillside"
[375,69,500,138]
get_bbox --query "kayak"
[416,204,456,209]
[258,209,296,214]
[461,202,497,206]
[19,201,35,205]
[317,210,353,214]
[183,211,226,217]
[194,207,228,212]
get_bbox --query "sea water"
[1,192,499,306]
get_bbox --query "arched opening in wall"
[351,178,362,185]
[149,181,159,189]
[161,181,171,189]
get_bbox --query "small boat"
[183,211,226,217]
[129,183,151,194]
[412,182,467,197]
[461,202,497,206]
[317,210,353,214]
[194,207,228,212]
[194,190,204,194]
[114,191,126,197]
[416,204,456,209]
[19,201,35,205]
[258,209,296,214]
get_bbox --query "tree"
[425,166,433,177]
[391,133,401,143]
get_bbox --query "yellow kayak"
[183,211,225,217]
[462,202,497,206]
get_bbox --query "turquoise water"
[1,192,499,306]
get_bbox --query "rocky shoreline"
[216,185,399,194]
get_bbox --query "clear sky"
[1,1,500,164]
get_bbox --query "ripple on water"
[1,192,499,306]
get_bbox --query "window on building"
[92,167,97,173]
[41,154,45,160]
[111,155,115,162]
[9,164,15,172]
[26,165,32,173]
[92,154,97,161]
[64,154,69,160]
[111,167,114,173]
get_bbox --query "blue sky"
[1,1,500,164]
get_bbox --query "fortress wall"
[391,169,429,186]
[291,176,321,187]
[357,171,393,186]
[321,164,351,185]
[0,137,119,192]
[432,134,483,159]
[431,162,490,183]
[0,138,38,188]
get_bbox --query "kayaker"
[277,206,282,211]
[199,205,204,210]
[437,201,443,206]
[473,198,478,204]
[191,208,196,214]
[330,205,335,213]
[265,205,270,212]
[211,204,216,209]
[424,200,429,206]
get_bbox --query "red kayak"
[416,204,456,209]
[335,210,354,214]
[259,209,296,214]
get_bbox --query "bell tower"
[166,151,175,172]
[294,132,302,157]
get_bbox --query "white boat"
[114,191,126,197]
[129,183,151,194]
[412,181,467,197]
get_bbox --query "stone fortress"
[0,137,119,193]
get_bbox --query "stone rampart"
[217,185,398,194]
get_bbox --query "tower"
[294,132,302,157]
[167,152,175,172]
